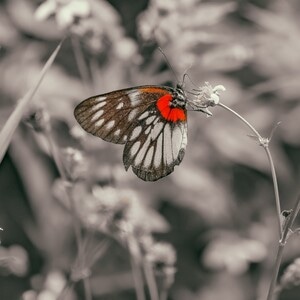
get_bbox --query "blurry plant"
[202,232,266,275]
[35,0,139,93]
[24,106,51,133]
[245,1,300,100]
[280,257,300,291]
[137,0,252,73]
[0,244,28,277]
[22,270,75,300]
[192,80,300,300]
[25,105,95,299]
[24,101,173,300]
[244,1,300,151]
[53,179,174,299]
[0,41,62,164]
[61,147,88,182]
[2,1,300,300]
[35,0,91,31]
[143,241,177,300]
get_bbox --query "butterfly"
[74,84,207,181]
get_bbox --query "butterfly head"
[170,84,187,109]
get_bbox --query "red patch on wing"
[156,94,186,122]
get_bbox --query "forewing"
[123,107,188,181]
[74,86,170,144]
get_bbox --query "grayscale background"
[0,0,300,299]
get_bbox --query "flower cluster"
[35,0,138,57]
[0,244,28,277]
[280,258,300,290]
[53,181,168,237]
[35,0,91,30]
[138,0,237,71]
[189,82,226,115]
[24,106,51,133]
[202,232,267,274]
[144,241,177,290]
[61,147,88,182]
[22,271,73,300]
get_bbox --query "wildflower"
[145,242,177,290]
[193,82,226,108]
[23,107,51,132]
[280,258,300,290]
[71,239,108,282]
[138,0,236,70]
[34,0,125,54]
[44,271,66,296]
[202,233,266,275]
[61,147,88,181]
[21,290,38,300]
[35,0,91,29]
[0,245,28,276]
[113,37,139,61]
[22,271,72,300]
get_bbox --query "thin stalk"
[266,195,300,300]
[263,147,282,235]
[0,40,63,164]
[125,233,146,300]
[83,278,92,300]
[218,102,282,235]
[45,130,82,252]
[143,261,159,300]
[57,280,75,300]
[45,129,91,300]
[129,255,146,300]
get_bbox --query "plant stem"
[263,147,282,235]
[45,129,91,300]
[126,233,146,300]
[266,195,300,300]
[0,40,63,164]
[218,102,282,235]
[45,130,82,252]
[129,255,146,300]
[143,261,159,300]
[57,281,75,300]
[218,102,262,139]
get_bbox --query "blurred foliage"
[1,0,300,299]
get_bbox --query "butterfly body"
[74,85,188,181]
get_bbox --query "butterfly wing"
[74,85,188,181]
[74,86,171,144]
[123,104,188,181]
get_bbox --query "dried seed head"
[192,82,226,108]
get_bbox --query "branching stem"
[218,102,282,235]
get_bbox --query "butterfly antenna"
[158,47,181,85]
[183,73,199,89]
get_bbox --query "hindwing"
[123,104,187,181]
